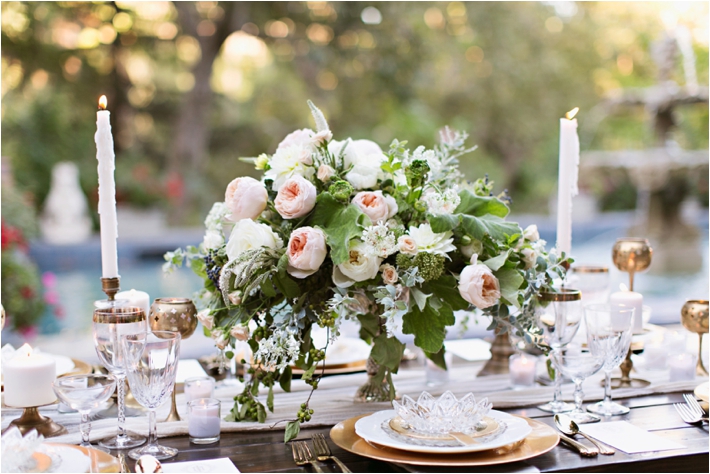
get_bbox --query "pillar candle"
[115,289,150,318]
[609,285,644,334]
[95,95,119,278]
[556,108,580,256]
[3,344,57,407]
[509,353,536,388]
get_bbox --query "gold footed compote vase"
[681,300,709,376]
[610,238,652,389]
[149,297,197,421]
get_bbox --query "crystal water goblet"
[92,306,147,449]
[122,331,181,461]
[536,289,582,413]
[584,303,635,416]
[52,374,116,450]
[551,349,604,423]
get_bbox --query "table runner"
[2,362,703,446]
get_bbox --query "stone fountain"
[581,29,709,273]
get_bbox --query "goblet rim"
[539,288,581,302]
[53,373,116,387]
[583,303,636,314]
[93,306,146,324]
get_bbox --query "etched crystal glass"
[392,391,491,435]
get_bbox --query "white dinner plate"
[695,381,709,402]
[39,444,91,473]
[354,409,532,454]
[310,333,371,366]
[48,355,75,377]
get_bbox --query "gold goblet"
[612,238,652,292]
[149,297,197,422]
[610,238,652,389]
[681,300,709,376]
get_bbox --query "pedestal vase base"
[7,406,67,438]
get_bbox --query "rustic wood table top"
[117,392,708,473]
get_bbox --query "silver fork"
[674,402,709,424]
[291,441,324,473]
[683,394,706,417]
[312,433,352,473]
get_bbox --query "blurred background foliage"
[2,1,708,225]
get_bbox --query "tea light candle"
[188,398,221,444]
[509,353,536,389]
[3,344,57,407]
[643,344,668,370]
[184,376,215,402]
[609,285,644,334]
[115,289,150,318]
[669,353,697,382]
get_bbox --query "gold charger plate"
[44,444,121,473]
[330,413,559,467]
[695,381,709,403]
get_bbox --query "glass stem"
[117,375,127,438]
[573,380,584,412]
[552,354,562,404]
[148,409,157,448]
[80,411,91,446]
[603,370,613,405]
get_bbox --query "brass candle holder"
[149,297,197,422]
[6,402,67,438]
[681,300,709,376]
[610,238,652,389]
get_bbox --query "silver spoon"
[554,414,615,455]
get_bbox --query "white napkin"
[581,421,686,454]
[445,338,492,361]
[161,458,240,473]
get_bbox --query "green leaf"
[260,278,276,297]
[250,381,260,396]
[357,313,380,341]
[495,268,525,306]
[284,421,301,443]
[272,273,300,299]
[279,365,292,392]
[484,250,510,272]
[425,347,448,370]
[460,214,522,242]
[203,325,211,337]
[422,275,468,311]
[256,403,267,423]
[309,192,370,265]
[428,213,460,233]
[371,333,406,372]
[409,287,430,312]
[225,350,234,359]
[455,190,510,217]
[402,297,455,353]
[277,253,289,275]
[267,385,274,412]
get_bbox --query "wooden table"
[119,392,708,473]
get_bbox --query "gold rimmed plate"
[331,413,559,466]
[43,444,121,473]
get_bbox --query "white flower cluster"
[362,223,397,258]
[422,188,461,215]
[254,327,300,371]
[202,202,229,251]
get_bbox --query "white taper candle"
[95,95,119,278]
[556,107,580,257]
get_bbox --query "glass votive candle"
[509,353,536,389]
[425,351,453,387]
[188,398,221,444]
[643,343,668,370]
[668,353,697,382]
[184,376,215,403]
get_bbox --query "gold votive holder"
[681,299,709,376]
[6,403,67,438]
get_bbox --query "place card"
[580,421,685,454]
[444,338,492,362]
[161,457,240,473]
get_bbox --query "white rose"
[523,224,540,242]
[226,219,283,260]
[407,223,456,256]
[458,263,501,309]
[274,175,317,219]
[329,139,385,190]
[332,240,382,288]
[202,230,224,251]
[397,235,418,255]
[352,191,398,223]
[317,164,336,182]
[380,264,398,285]
[311,129,333,146]
[286,227,328,279]
[264,145,315,190]
[224,176,268,222]
[520,248,537,270]
[196,309,214,330]
[277,129,315,151]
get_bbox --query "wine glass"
[551,349,604,423]
[92,306,147,449]
[52,374,116,450]
[122,331,181,461]
[536,289,583,413]
[584,303,635,416]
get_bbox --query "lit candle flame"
[98,95,108,110]
[565,107,579,120]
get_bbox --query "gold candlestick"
[681,300,709,376]
[610,238,653,389]
[149,297,197,422]
[7,403,67,438]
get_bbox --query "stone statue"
[40,162,92,244]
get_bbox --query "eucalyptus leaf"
[284,421,300,443]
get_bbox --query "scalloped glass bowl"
[392,391,492,435]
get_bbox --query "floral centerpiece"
[165,101,568,441]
